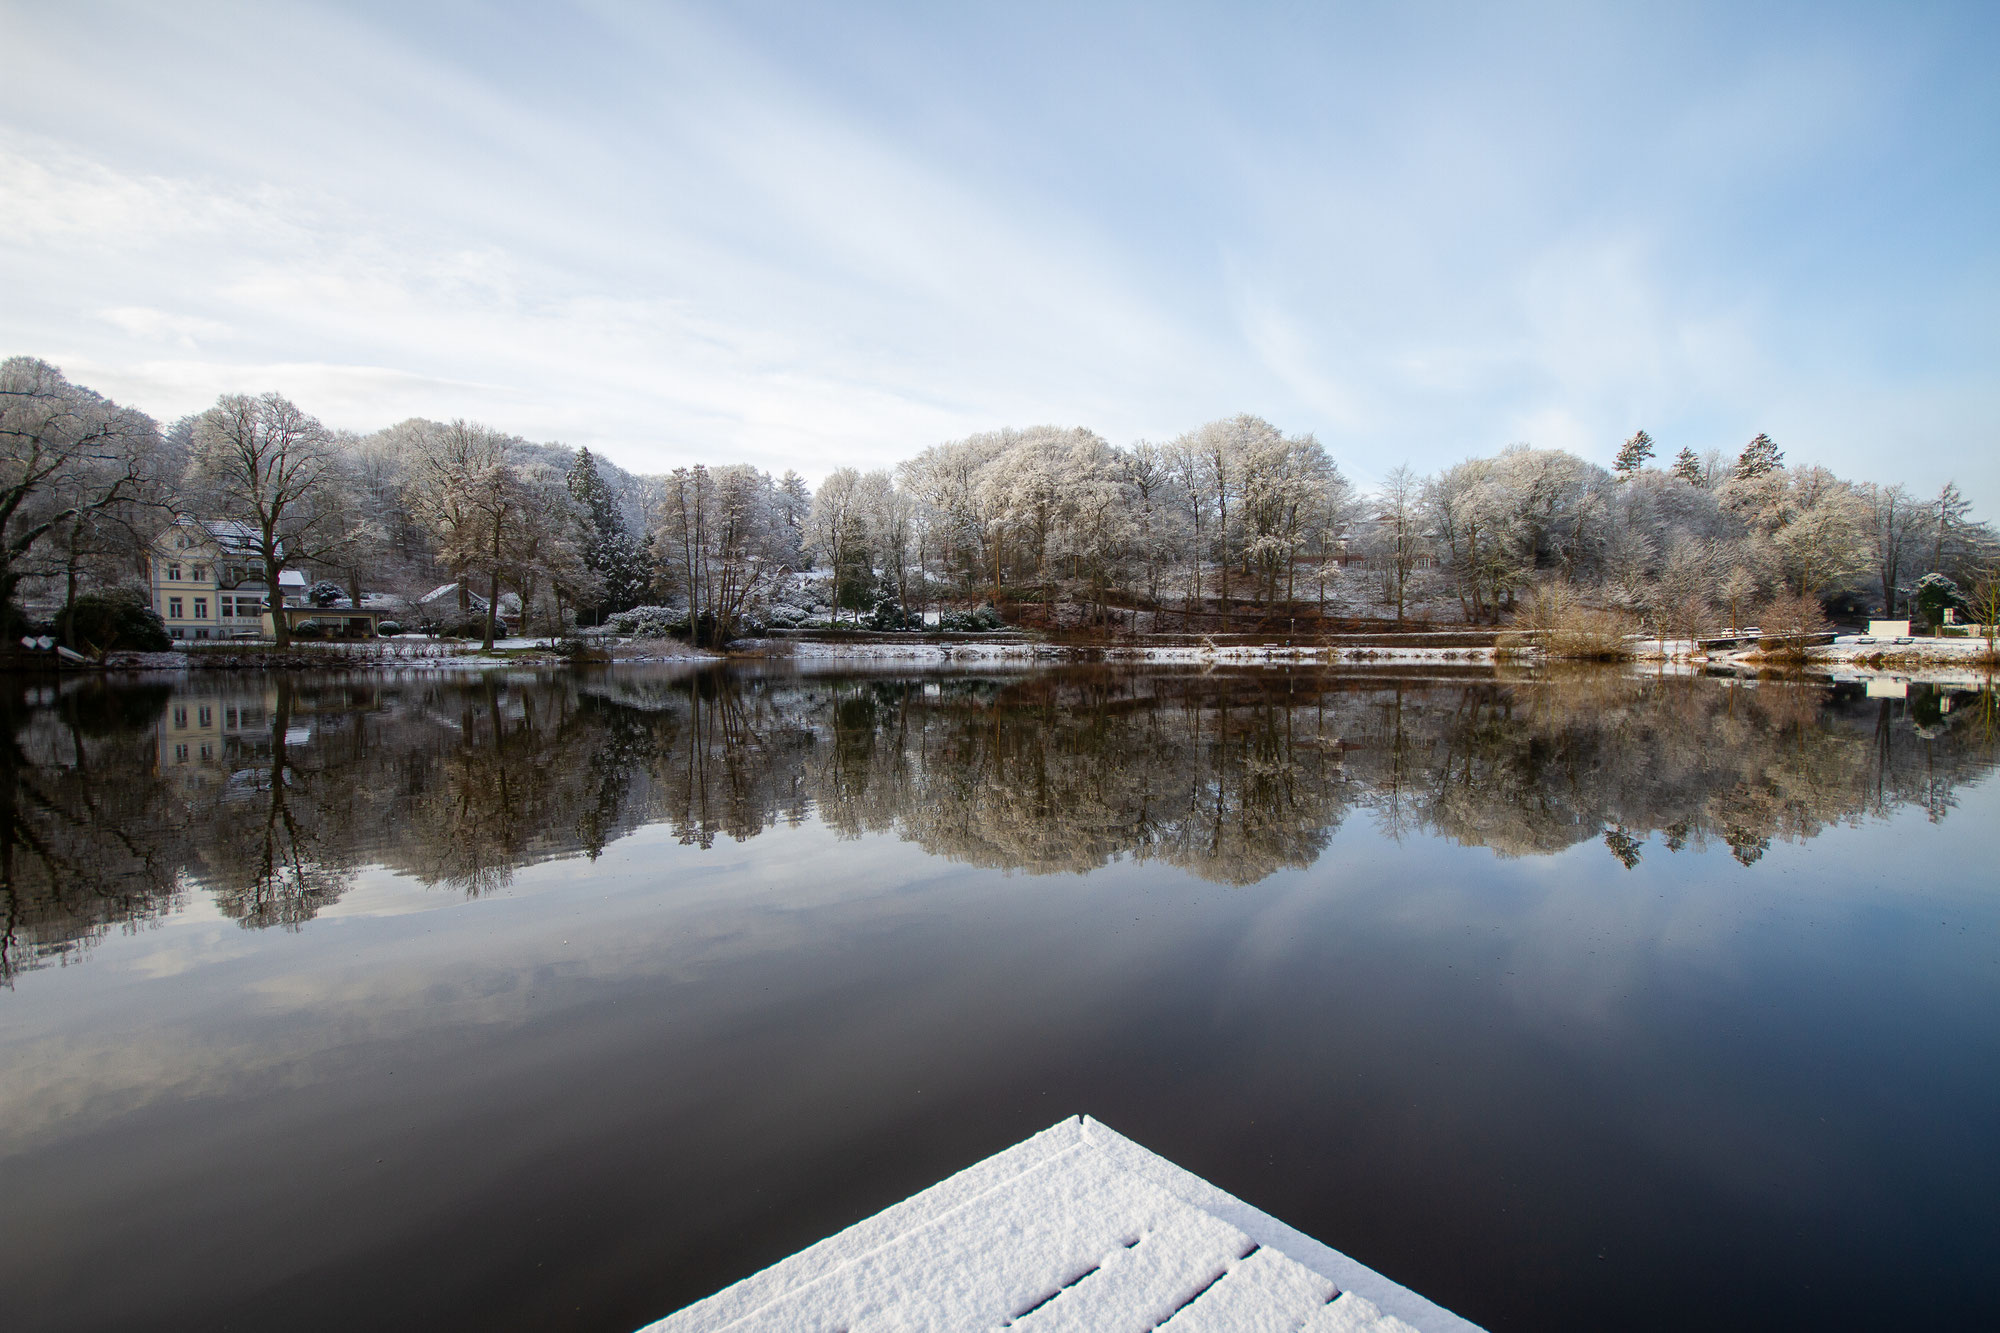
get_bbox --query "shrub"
[765,602,808,629]
[867,597,921,631]
[607,604,691,637]
[1971,576,2000,657]
[290,619,325,640]
[555,634,611,663]
[61,589,172,653]
[1517,582,1632,660]
[1913,573,1969,631]
[375,620,402,636]
[309,580,347,608]
[936,605,1004,633]
[430,611,487,638]
[1755,590,1831,659]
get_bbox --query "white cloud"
[98,306,233,348]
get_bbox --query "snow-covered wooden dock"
[643,1115,1484,1332]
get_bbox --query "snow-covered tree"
[188,392,356,648]
[1669,446,1706,487]
[655,464,793,644]
[1861,482,1926,616]
[0,357,161,637]
[1734,433,1783,480]
[566,446,646,623]
[1613,429,1655,478]
[1368,465,1428,625]
[808,466,875,621]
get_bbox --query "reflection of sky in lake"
[3,670,1998,1332]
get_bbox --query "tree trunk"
[1217,492,1230,631]
[483,571,500,650]
[268,553,291,649]
[61,547,79,648]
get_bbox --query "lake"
[3,664,1996,1331]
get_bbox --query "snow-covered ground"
[100,635,721,672]
[1818,634,1997,660]
[1102,643,1495,664]
[88,628,2000,680]
[742,639,1497,665]
[1615,633,1997,685]
[772,640,1065,663]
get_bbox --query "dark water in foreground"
[3,664,1997,1332]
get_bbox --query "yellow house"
[149,517,303,641]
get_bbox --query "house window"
[167,563,182,581]
[173,743,189,762]
[168,597,183,618]
[198,706,212,727]
[172,707,187,728]
[192,564,208,581]
[199,743,213,760]
[194,627,209,640]
[193,597,208,619]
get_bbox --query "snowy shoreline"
[74,632,2000,685]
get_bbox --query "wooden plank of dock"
[642,1116,1484,1332]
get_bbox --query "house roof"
[162,516,283,560]
[420,582,489,609]
[277,570,307,588]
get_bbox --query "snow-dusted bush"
[866,595,922,631]
[936,606,1004,632]
[1914,573,1969,630]
[608,604,691,637]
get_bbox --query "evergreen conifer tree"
[1613,429,1654,477]
[566,446,647,623]
[776,470,811,569]
[1670,446,1705,486]
[1734,433,1783,480]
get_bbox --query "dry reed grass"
[1516,583,1635,661]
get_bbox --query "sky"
[2,0,1995,500]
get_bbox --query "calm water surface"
[3,665,1997,1331]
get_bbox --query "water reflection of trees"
[4,666,1995,980]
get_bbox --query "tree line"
[5,355,1994,648]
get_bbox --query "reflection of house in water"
[155,690,300,780]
